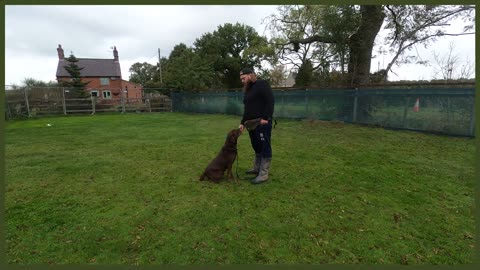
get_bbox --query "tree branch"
[385,5,400,45]
[404,6,474,41]
[289,35,339,52]
[435,32,475,36]
[280,19,300,25]
[382,30,473,82]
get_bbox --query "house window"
[102,90,112,99]
[91,90,99,97]
[100,78,109,85]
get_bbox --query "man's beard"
[243,81,254,92]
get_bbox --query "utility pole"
[158,48,163,86]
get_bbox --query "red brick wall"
[120,80,143,100]
[57,77,142,102]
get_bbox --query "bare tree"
[459,56,474,79]
[432,41,474,80]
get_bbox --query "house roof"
[56,58,122,78]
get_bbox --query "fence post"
[305,89,309,118]
[121,95,126,114]
[91,96,96,115]
[447,97,452,122]
[62,87,67,115]
[281,90,285,118]
[469,98,475,136]
[170,90,174,112]
[24,87,31,117]
[352,89,358,123]
[402,96,410,128]
[6,101,12,120]
[147,98,152,112]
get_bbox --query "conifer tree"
[62,53,89,97]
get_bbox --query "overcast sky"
[5,5,475,86]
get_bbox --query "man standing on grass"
[238,68,275,184]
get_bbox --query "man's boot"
[245,154,261,175]
[251,158,271,184]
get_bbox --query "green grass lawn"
[5,112,475,265]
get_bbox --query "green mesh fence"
[171,91,244,116]
[171,87,475,137]
[354,88,475,136]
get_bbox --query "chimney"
[113,46,119,61]
[57,44,65,60]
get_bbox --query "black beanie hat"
[240,68,254,75]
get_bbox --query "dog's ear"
[228,132,237,145]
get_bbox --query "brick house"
[55,44,143,102]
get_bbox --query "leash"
[221,145,248,182]
[235,152,250,180]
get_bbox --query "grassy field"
[5,112,475,265]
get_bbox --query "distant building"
[55,44,143,101]
[273,70,296,88]
[282,71,296,87]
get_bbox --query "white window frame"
[91,90,99,97]
[102,90,112,99]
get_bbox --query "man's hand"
[260,119,269,125]
[239,124,245,132]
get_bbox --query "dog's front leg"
[227,165,235,182]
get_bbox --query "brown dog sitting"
[200,128,242,183]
